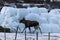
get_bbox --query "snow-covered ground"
[0,33,60,40]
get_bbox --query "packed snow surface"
[0,33,60,40]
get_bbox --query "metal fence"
[2,27,59,40]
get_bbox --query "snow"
[27,7,39,14]
[40,13,50,24]
[49,9,60,15]
[39,7,48,14]
[5,7,17,17]
[0,33,60,40]
[0,6,60,33]
[23,4,30,7]
[0,14,5,26]
[25,13,40,21]
[48,16,59,24]
[27,7,48,15]
[41,23,60,33]
[17,8,29,20]
[0,6,7,14]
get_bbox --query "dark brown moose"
[20,18,42,33]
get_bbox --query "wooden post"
[4,28,6,40]
[48,32,50,40]
[15,27,18,40]
[25,30,26,40]
[36,31,38,40]
[4,25,6,40]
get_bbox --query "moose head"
[20,18,25,23]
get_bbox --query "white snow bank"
[5,7,17,17]
[36,13,50,24]
[41,23,60,33]
[17,8,29,20]
[39,16,48,24]
[1,6,60,33]
[40,13,50,21]
[25,13,40,22]
[39,7,48,14]
[0,14,5,26]
[1,6,17,17]
[49,13,56,17]
[49,9,60,15]
[27,7,48,15]
[0,6,7,14]
[3,21,20,32]
[48,16,59,24]
[27,7,40,14]
[4,16,18,23]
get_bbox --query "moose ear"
[23,18,25,20]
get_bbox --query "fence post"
[48,32,50,40]
[4,25,6,40]
[15,27,18,40]
[4,28,6,40]
[36,31,38,40]
[25,30,26,40]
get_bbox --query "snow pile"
[41,23,60,33]
[0,7,19,32]
[48,16,59,24]
[17,8,29,20]
[0,7,7,25]
[0,7,29,32]
[40,13,50,24]
[39,8,48,14]
[27,7,39,13]
[0,6,7,14]
[27,7,40,16]
[0,6,60,33]
[0,14,5,25]
[49,9,60,15]
[25,13,40,21]
[5,7,17,17]
[25,8,60,33]
[27,7,48,15]
[39,16,48,24]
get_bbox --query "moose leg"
[29,27,31,33]
[33,26,37,33]
[18,27,21,33]
[39,27,42,34]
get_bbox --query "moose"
[19,18,42,33]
